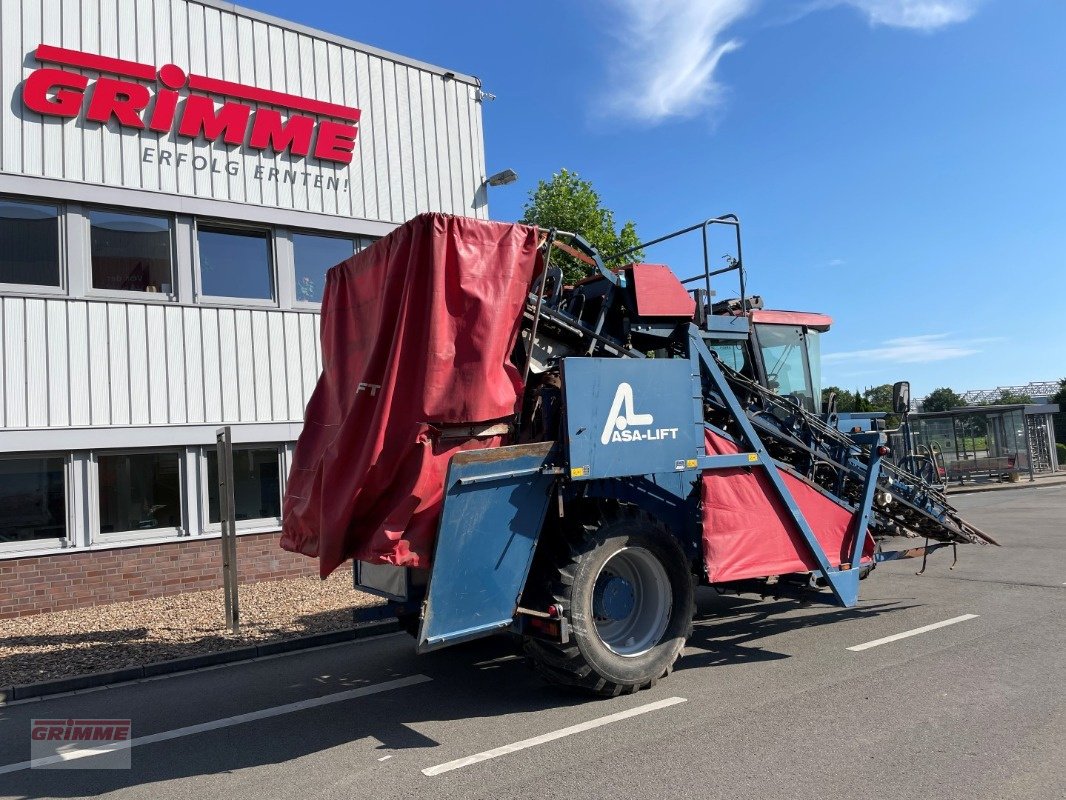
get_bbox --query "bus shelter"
[907,404,1060,484]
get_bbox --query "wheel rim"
[592,547,671,656]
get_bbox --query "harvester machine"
[283,212,996,696]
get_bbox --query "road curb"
[948,478,1066,496]
[0,620,401,705]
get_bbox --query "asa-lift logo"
[21,44,360,164]
[600,382,679,444]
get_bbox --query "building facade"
[0,0,488,616]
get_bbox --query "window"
[805,330,822,409]
[0,198,61,287]
[707,340,753,377]
[756,324,813,410]
[89,209,173,294]
[0,456,66,545]
[206,446,281,523]
[97,451,182,534]
[292,232,355,303]
[197,224,273,300]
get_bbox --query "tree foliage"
[993,388,1033,405]
[1052,378,1066,444]
[821,385,856,413]
[863,384,895,413]
[922,387,964,413]
[521,169,643,283]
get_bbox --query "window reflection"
[90,209,172,293]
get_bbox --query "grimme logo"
[600,383,679,445]
[21,44,360,165]
[30,718,133,770]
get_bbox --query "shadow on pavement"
[679,590,916,670]
[0,590,916,798]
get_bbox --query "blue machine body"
[562,358,703,481]
[418,442,557,652]
[417,326,887,650]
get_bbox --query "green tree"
[922,387,964,413]
[994,388,1033,405]
[522,169,643,283]
[863,384,895,412]
[821,385,857,413]
[852,388,869,413]
[1051,378,1066,444]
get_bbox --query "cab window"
[756,324,813,410]
[707,340,752,377]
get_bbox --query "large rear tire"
[525,507,695,696]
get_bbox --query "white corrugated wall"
[0,0,487,221]
[0,296,321,429]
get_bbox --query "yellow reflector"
[747,453,758,462]
[570,467,585,478]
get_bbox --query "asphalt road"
[2,485,1063,800]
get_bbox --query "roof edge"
[196,0,481,86]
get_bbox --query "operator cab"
[706,309,831,414]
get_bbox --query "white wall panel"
[182,305,205,423]
[164,306,186,423]
[46,300,70,427]
[0,297,321,431]
[127,303,150,424]
[24,299,48,427]
[199,307,221,422]
[7,0,478,223]
[67,300,90,426]
[146,304,169,423]
[106,303,130,424]
[3,298,26,427]
[87,301,110,425]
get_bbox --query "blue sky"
[249,0,1065,398]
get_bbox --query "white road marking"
[378,755,392,761]
[0,674,431,775]
[421,696,687,776]
[847,614,979,652]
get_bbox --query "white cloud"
[832,0,981,30]
[597,0,982,123]
[600,0,755,123]
[823,333,992,364]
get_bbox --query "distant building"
[959,381,1060,405]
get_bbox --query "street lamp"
[486,168,518,187]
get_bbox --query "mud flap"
[417,442,557,653]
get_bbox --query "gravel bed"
[0,571,385,688]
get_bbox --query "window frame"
[84,205,178,303]
[0,195,68,297]
[289,228,358,309]
[193,218,278,308]
[0,451,74,553]
[197,443,286,534]
[90,447,186,543]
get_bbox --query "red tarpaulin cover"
[701,430,873,582]
[281,213,542,578]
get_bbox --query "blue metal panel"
[418,442,557,653]
[563,358,701,480]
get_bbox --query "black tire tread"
[524,504,694,696]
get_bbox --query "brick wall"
[0,532,325,619]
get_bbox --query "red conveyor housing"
[701,430,873,582]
